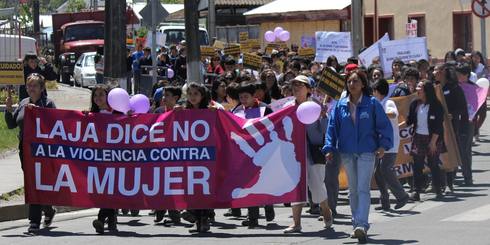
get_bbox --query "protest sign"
[460,82,489,120]
[239,32,249,43]
[0,62,24,85]
[213,40,226,49]
[406,20,418,38]
[224,44,241,57]
[391,94,417,178]
[315,32,352,63]
[379,37,428,78]
[318,68,344,100]
[298,48,315,59]
[248,39,261,50]
[301,36,316,48]
[270,97,295,112]
[23,107,306,210]
[242,52,262,70]
[200,46,216,58]
[358,33,390,67]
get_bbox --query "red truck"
[52,10,137,83]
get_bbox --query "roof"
[215,0,274,6]
[244,0,351,16]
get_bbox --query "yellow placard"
[243,52,262,70]
[200,46,216,57]
[213,40,225,49]
[248,39,261,50]
[239,32,249,43]
[0,62,24,85]
[224,44,241,57]
[298,47,315,58]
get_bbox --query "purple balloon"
[167,68,174,79]
[108,88,130,114]
[130,94,150,113]
[274,27,284,38]
[278,30,290,42]
[296,101,321,124]
[264,31,275,43]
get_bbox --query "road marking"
[442,204,490,222]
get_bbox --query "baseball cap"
[153,87,164,102]
[291,75,312,87]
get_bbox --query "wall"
[364,0,490,60]
[259,20,340,47]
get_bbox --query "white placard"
[406,20,418,38]
[379,37,428,78]
[358,33,390,67]
[315,32,352,63]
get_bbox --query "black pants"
[461,123,474,182]
[375,153,408,206]
[247,205,274,220]
[29,205,55,224]
[189,209,212,220]
[413,154,442,194]
[97,208,117,222]
[325,152,340,211]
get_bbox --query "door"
[453,12,473,51]
[74,54,84,84]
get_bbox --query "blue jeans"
[341,152,376,231]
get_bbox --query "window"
[84,55,95,67]
[364,16,374,47]
[163,30,209,46]
[453,12,473,51]
[378,16,394,40]
[408,15,426,37]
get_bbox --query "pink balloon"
[278,30,290,42]
[296,101,321,124]
[167,68,174,79]
[264,31,275,43]
[274,27,284,38]
[130,94,150,113]
[108,88,130,114]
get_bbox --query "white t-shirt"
[381,98,400,153]
[415,104,430,135]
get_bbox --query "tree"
[66,0,86,13]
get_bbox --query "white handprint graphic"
[230,116,301,199]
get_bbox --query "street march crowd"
[4,31,489,243]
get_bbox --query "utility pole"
[208,0,216,43]
[104,0,127,88]
[351,0,364,56]
[33,0,40,42]
[185,0,202,83]
[481,0,488,59]
[151,0,157,86]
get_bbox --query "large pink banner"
[460,82,488,120]
[23,107,306,210]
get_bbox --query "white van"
[0,34,37,62]
[158,25,209,47]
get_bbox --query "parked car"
[73,51,96,87]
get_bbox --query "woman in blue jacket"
[323,70,393,243]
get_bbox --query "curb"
[0,204,86,222]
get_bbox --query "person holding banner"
[323,71,393,242]
[231,82,275,228]
[175,82,218,233]
[5,73,57,233]
[85,84,120,234]
[372,79,410,211]
[283,75,333,233]
[434,63,468,193]
[406,80,445,200]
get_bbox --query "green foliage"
[66,0,86,13]
[0,112,19,150]
[18,4,32,27]
[137,27,148,38]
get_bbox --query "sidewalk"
[0,150,22,196]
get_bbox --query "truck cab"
[158,25,209,47]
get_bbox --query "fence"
[216,25,260,44]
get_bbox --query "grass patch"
[0,187,24,201]
[0,112,19,150]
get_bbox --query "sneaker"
[43,209,56,228]
[223,208,241,217]
[27,223,40,233]
[92,219,104,234]
[154,210,166,223]
[354,227,367,243]
[242,219,259,228]
[410,192,420,201]
[283,225,302,233]
[394,195,409,210]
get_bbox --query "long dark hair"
[444,51,456,63]
[326,55,340,72]
[186,82,210,109]
[471,51,487,70]
[90,84,110,113]
[346,70,370,96]
[421,80,441,108]
[440,63,459,85]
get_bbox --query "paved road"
[0,93,489,244]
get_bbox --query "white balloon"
[476,78,489,89]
